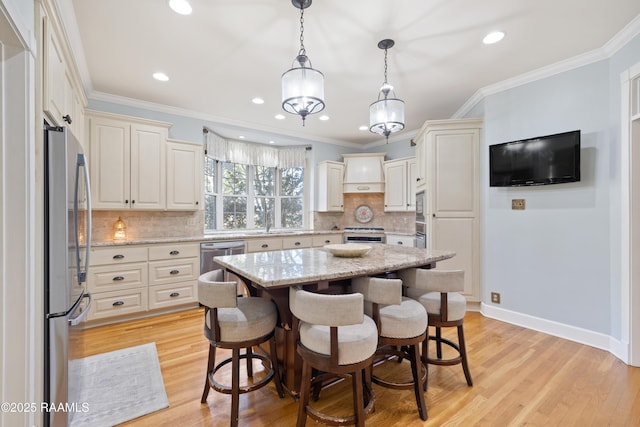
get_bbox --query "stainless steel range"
[343,227,386,243]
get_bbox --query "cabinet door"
[43,15,66,126]
[317,161,344,212]
[130,123,166,210]
[166,141,202,210]
[384,160,407,211]
[432,130,478,217]
[90,117,130,209]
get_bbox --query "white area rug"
[69,342,169,427]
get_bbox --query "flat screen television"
[489,130,580,187]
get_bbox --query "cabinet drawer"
[312,235,343,246]
[282,236,312,249]
[90,246,147,266]
[87,288,148,320]
[149,281,197,310]
[148,243,199,260]
[148,257,199,285]
[386,235,416,247]
[247,238,283,252]
[87,262,148,293]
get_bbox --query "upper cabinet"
[343,153,385,193]
[384,157,416,212]
[88,111,170,210]
[166,139,203,211]
[39,0,87,142]
[316,161,344,212]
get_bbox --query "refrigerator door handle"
[69,293,92,326]
[74,153,92,284]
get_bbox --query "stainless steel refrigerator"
[44,125,92,427]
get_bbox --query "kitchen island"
[214,244,455,394]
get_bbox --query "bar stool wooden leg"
[297,360,312,427]
[201,345,216,403]
[458,325,473,386]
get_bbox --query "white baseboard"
[480,303,630,364]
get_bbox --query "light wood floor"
[77,308,640,427]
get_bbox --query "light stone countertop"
[91,229,343,247]
[214,244,455,289]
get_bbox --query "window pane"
[281,197,303,228]
[254,166,275,196]
[254,197,275,228]
[223,163,247,195]
[204,157,216,193]
[223,196,247,229]
[281,167,304,196]
[204,194,216,230]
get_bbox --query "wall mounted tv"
[489,130,581,187]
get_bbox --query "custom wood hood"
[342,153,385,193]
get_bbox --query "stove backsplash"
[314,193,414,233]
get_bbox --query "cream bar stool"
[398,268,473,387]
[351,276,429,420]
[199,270,284,427]
[289,286,378,427]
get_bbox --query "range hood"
[342,153,385,193]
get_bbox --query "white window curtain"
[205,130,306,168]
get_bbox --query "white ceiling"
[63,0,640,147]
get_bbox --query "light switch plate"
[512,199,525,210]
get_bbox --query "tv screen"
[489,130,580,187]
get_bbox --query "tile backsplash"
[313,193,414,233]
[92,210,204,243]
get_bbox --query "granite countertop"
[214,245,455,289]
[91,229,343,247]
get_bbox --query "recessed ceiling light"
[269,140,275,144]
[153,72,169,81]
[238,135,245,139]
[275,114,285,120]
[359,125,368,131]
[319,115,329,121]
[169,0,192,15]
[252,97,265,105]
[483,31,505,45]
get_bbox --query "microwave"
[416,190,426,222]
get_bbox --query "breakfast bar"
[214,244,455,394]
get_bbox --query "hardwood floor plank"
[76,310,640,426]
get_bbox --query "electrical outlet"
[491,292,501,304]
[512,199,525,210]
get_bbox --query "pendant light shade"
[369,39,404,140]
[282,0,325,125]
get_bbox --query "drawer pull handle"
[169,292,180,298]
[294,242,301,246]
[113,254,125,259]
[397,241,403,245]
[170,269,180,275]
[112,301,124,306]
[261,244,268,248]
[169,250,180,255]
[324,240,330,244]
[113,276,125,281]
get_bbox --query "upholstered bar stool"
[351,276,429,420]
[198,270,284,427]
[289,286,378,427]
[398,268,473,387]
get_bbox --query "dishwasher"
[200,240,247,295]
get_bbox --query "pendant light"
[369,39,405,141]
[281,0,325,126]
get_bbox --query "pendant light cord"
[298,6,306,57]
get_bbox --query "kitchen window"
[204,156,305,232]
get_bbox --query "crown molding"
[453,14,640,119]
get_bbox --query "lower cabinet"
[386,234,416,247]
[86,242,199,325]
[245,233,343,253]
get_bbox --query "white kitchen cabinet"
[343,153,385,193]
[316,161,344,212]
[166,139,203,210]
[148,243,199,310]
[88,111,170,210]
[40,1,87,142]
[246,237,284,253]
[384,157,416,212]
[415,118,482,302]
[386,234,416,247]
[312,234,343,246]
